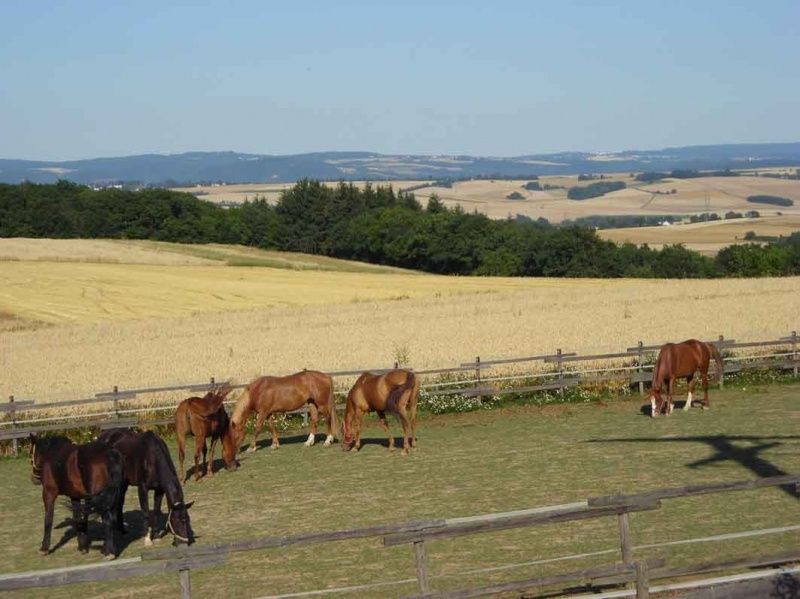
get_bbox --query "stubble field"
[1,239,798,401]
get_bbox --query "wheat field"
[1,239,798,401]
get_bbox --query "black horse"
[30,435,124,559]
[98,428,194,546]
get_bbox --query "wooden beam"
[589,474,800,507]
[383,500,661,547]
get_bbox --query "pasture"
[1,383,798,598]
[1,239,799,400]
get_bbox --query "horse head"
[222,425,240,471]
[168,501,195,546]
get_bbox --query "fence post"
[791,331,798,378]
[474,356,482,400]
[112,386,120,420]
[636,341,644,395]
[618,512,632,566]
[718,335,725,389]
[634,560,649,599]
[556,349,564,394]
[413,540,431,594]
[179,568,191,599]
[9,395,18,457]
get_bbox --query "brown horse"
[341,369,419,455]
[230,370,338,452]
[30,435,125,559]
[650,339,723,417]
[175,383,239,483]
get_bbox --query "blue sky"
[1,1,798,160]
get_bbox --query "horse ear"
[184,501,194,510]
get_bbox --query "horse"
[175,383,240,483]
[650,339,724,417]
[341,368,419,455]
[30,435,124,559]
[230,370,338,452]
[97,428,194,546]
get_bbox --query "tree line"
[1,180,799,278]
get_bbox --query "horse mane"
[230,385,253,425]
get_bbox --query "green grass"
[2,383,799,598]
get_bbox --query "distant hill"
[1,143,799,185]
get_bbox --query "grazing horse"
[650,339,724,417]
[98,429,194,546]
[175,383,239,483]
[30,435,124,559]
[341,369,419,455]
[231,370,338,452]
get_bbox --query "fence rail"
[1,331,797,447]
[2,473,796,598]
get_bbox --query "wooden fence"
[1,473,797,598]
[1,331,798,452]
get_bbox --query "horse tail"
[387,370,416,414]
[707,343,724,382]
[88,449,125,516]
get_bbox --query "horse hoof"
[104,553,116,561]
[270,444,279,451]
[144,536,153,547]
[39,548,49,556]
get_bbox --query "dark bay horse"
[231,370,338,452]
[30,435,124,559]
[175,383,239,483]
[98,429,194,546]
[650,339,724,417]
[342,369,419,455]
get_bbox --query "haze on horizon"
[1,0,798,162]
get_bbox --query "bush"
[567,181,626,200]
[747,195,794,207]
[506,191,526,200]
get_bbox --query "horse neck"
[231,388,252,425]
[152,440,184,508]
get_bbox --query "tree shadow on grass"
[587,434,800,499]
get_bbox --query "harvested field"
[0,384,798,598]
[599,215,800,255]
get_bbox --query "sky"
[1,0,799,160]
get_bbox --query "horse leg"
[323,402,335,446]
[702,368,710,409]
[72,498,89,553]
[206,436,218,478]
[354,410,365,451]
[101,503,117,560]
[193,436,204,482]
[396,406,412,456]
[178,433,188,485]
[684,375,695,411]
[247,412,267,452]
[667,378,675,415]
[40,489,56,555]
[268,414,281,450]
[137,486,154,546]
[304,402,319,447]
[410,399,419,448]
[152,491,165,540]
[377,411,394,450]
[116,481,128,534]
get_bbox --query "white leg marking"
[668,401,673,415]
[684,391,693,411]
[324,434,334,446]
[304,433,315,447]
[144,532,153,547]
[650,397,656,417]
